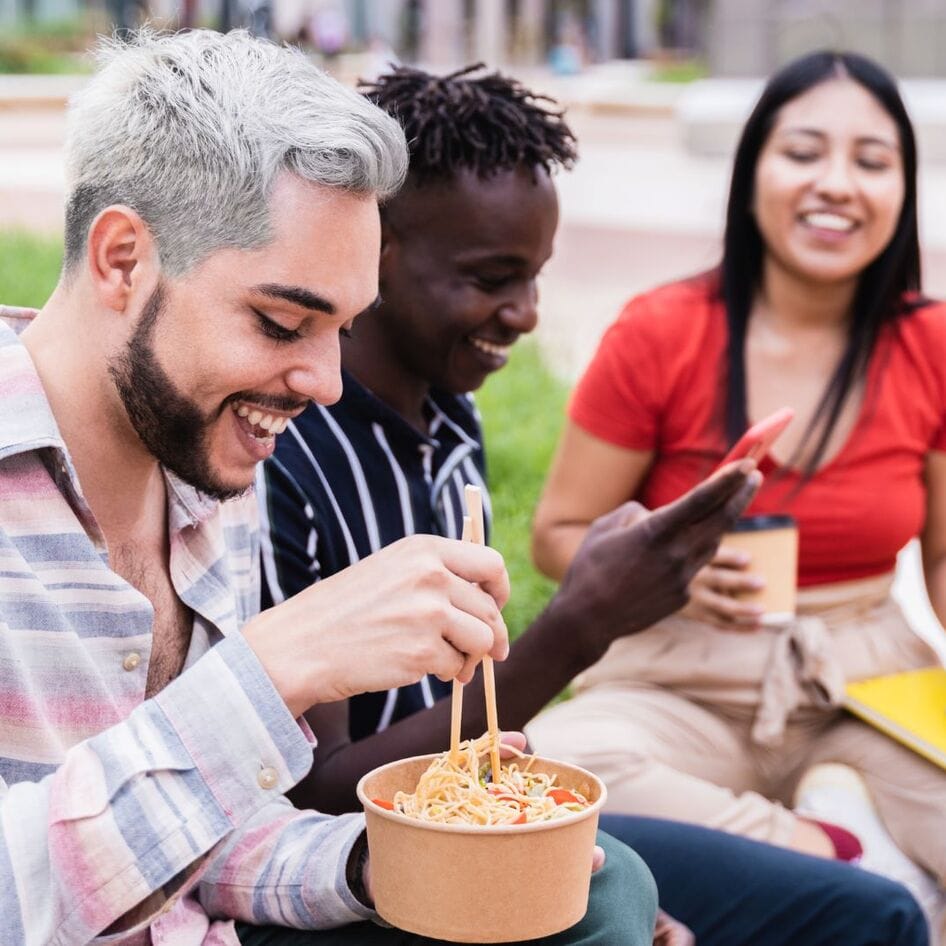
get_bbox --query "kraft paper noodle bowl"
[357,753,607,943]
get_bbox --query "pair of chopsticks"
[449,484,502,782]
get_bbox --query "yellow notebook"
[844,667,946,771]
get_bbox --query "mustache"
[225,392,309,413]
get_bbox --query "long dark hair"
[721,50,922,473]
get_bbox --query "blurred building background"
[7,1,946,79]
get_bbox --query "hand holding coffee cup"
[684,515,798,631]
[682,544,768,631]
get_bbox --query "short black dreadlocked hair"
[359,63,577,183]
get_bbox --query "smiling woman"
[528,48,946,921]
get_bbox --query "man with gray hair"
[0,28,663,946]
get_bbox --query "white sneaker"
[795,763,945,941]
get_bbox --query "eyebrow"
[253,283,336,314]
[781,127,900,150]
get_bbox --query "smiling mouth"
[469,337,512,359]
[231,402,292,441]
[800,211,858,233]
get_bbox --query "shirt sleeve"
[568,293,664,450]
[0,632,370,943]
[258,457,323,606]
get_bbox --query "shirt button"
[122,652,142,671]
[258,766,278,790]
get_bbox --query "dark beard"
[108,283,247,501]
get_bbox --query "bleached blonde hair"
[63,29,408,274]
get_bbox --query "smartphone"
[718,407,795,468]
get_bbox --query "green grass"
[0,230,566,642]
[0,231,62,306]
[476,342,568,642]
[650,58,707,84]
[0,17,95,74]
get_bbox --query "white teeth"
[803,212,855,232]
[470,337,511,357]
[233,403,290,436]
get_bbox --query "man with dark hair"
[260,65,928,946]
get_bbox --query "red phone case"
[719,407,795,467]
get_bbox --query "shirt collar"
[339,368,480,450]
[0,310,67,462]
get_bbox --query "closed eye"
[253,308,302,343]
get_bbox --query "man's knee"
[835,872,929,946]
[585,830,658,945]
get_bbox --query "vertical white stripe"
[430,444,472,501]
[419,675,434,708]
[255,466,287,604]
[372,423,415,535]
[286,421,360,565]
[441,486,457,539]
[376,688,399,732]
[317,405,382,552]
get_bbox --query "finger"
[650,461,756,535]
[441,607,506,672]
[602,499,649,531]
[435,537,511,610]
[704,566,765,594]
[498,731,528,756]
[447,576,510,660]
[693,588,765,626]
[452,651,479,685]
[591,845,605,873]
[722,469,763,524]
[711,545,753,569]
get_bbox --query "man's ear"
[86,205,158,312]
[378,216,398,282]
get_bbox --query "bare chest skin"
[745,317,863,471]
[111,541,193,697]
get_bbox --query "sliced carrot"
[548,788,580,806]
[513,812,528,824]
[371,798,395,810]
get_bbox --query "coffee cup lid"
[730,514,796,532]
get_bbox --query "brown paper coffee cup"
[356,754,606,943]
[721,515,798,626]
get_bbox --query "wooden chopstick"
[449,516,473,763]
[463,484,502,784]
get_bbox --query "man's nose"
[498,281,540,335]
[284,335,344,406]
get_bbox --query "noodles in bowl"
[372,734,590,826]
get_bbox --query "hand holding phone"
[718,407,794,468]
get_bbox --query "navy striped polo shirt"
[258,369,491,741]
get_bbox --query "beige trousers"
[527,574,946,882]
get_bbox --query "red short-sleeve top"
[569,273,946,586]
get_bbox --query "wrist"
[346,831,373,907]
[242,608,328,719]
[533,594,606,675]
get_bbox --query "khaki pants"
[527,574,946,883]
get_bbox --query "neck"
[757,256,856,332]
[21,287,168,543]
[342,311,431,433]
